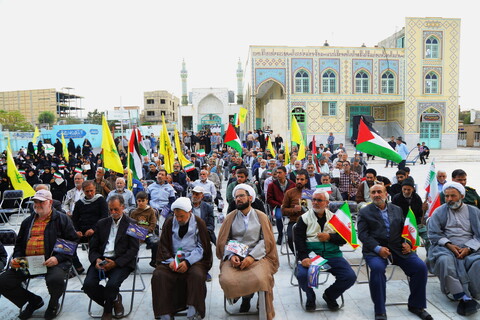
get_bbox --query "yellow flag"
[32,127,40,144]
[297,140,306,161]
[61,132,69,163]
[284,142,290,165]
[291,115,303,145]
[267,135,276,157]
[7,145,35,198]
[174,127,192,168]
[160,115,175,173]
[239,107,248,124]
[101,115,124,174]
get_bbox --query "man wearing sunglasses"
[294,189,356,311]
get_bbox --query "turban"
[232,183,256,200]
[443,181,465,196]
[171,197,192,212]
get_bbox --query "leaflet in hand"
[26,256,47,276]
[126,223,149,240]
[225,240,249,258]
[53,238,77,256]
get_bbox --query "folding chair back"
[0,190,24,224]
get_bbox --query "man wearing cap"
[392,177,425,223]
[146,162,159,181]
[148,169,176,213]
[357,184,432,320]
[428,181,480,316]
[0,190,78,320]
[217,184,279,319]
[191,186,216,245]
[83,195,139,320]
[152,197,212,320]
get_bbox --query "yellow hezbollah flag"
[297,140,306,161]
[267,135,276,157]
[101,115,124,173]
[160,115,175,173]
[174,127,192,169]
[239,107,248,124]
[284,142,290,165]
[7,144,35,198]
[32,126,40,144]
[61,132,69,163]
[291,115,303,145]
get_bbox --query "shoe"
[276,237,282,245]
[408,306,433,320]
[206,273,212,282]
[44,301,59,320]
[239,297,251,313]
[305,289,316,311]
[375,313,387,320]
[149,261,156,268]
[113,294,124,318]
[457,299,479,316]
[101,312,113,320]
[19,295,44,320]
[322,292,339,311]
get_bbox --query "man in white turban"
[216,184,279,319]
[428,181,480,316]
[151,197,212,319]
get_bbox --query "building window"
[161,111,166,116]
[458,131,467,140]
[355,70,369,94]
[160,99,166,104]
[146,99,154,104]
[322,101,337,116]
[396,36,405,48]
[425,72,439,94]
[426,36,439,59]
[381,71,395,94]
[475,132,480,143]
[294,69,310,93]
[147,111,155,116]
[322,70,336,93]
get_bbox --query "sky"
[0,0,477,114]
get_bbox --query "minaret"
[236,58,243,105]
[181,59,188,106]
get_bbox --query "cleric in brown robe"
[151,197,212,319]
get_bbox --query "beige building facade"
[141,90,179,124]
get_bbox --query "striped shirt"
[26,213,52,256]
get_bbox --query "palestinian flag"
[74,167,83,173]
[184,162,195,172]
[425,160,441,217]
[402,207,420,250]
[129,128,148,180]
[355,118,403,163]
[196,149,206,157]
[328,202,359,249]
[224,123,243,156]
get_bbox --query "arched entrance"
[256,79,285,130]
[349,105,371,137]
[420,108,442,149]
[199,114,223,133]
[291,107,307,144]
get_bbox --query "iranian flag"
[74,167,83,173]
[310,255,328,266]
[328,202,360,249]
[402,207,420,250]
[355,118,403,163]
[224,123,243,156]
[233,113,241,127]
[425,160,441,217]
[53,173,62,179]
[184,162,195,172]
[173,248,183,270]
[129,128,148,180]
[196,149,206,157]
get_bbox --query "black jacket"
[195,201,216,244]
[357,202,413,259]
[14,208,78,270]
[88,215,139,270]
[391,192,424,223]
[72,196,109,233]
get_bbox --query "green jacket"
[440,186,480,209]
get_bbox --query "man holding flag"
[357,184,432,320]
[427,182,480,316]
[294,190,356,311]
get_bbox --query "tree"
[86,109,104,125]
[64,117,83,124]
[0,110,34,131]
[38,111,56,126]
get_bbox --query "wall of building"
[142,90,179,124]
[0,89,57,124]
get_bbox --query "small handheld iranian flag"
[310,255,328,266]
[184,162,195,172]
[355,118,403,163]
[425,160,440,217]
[74,167,83,173]
[53,173,62,179]
[402,207,420,250]
[173,248,183,270]
[196,149,206,157]
[316,184,332,194]
[224,123,243,156]
[233,113,241,127]
[328,202,359,249]
[18,169,26,175]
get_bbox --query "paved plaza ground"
[1,150,479,319]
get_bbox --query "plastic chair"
[0,190,24,225]
[291,223,344,311]
[0,228,17,267]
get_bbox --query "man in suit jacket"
[83,195,140,320]
[306,163,322,190]
[191,186,216,245]
[357,184,432,320]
